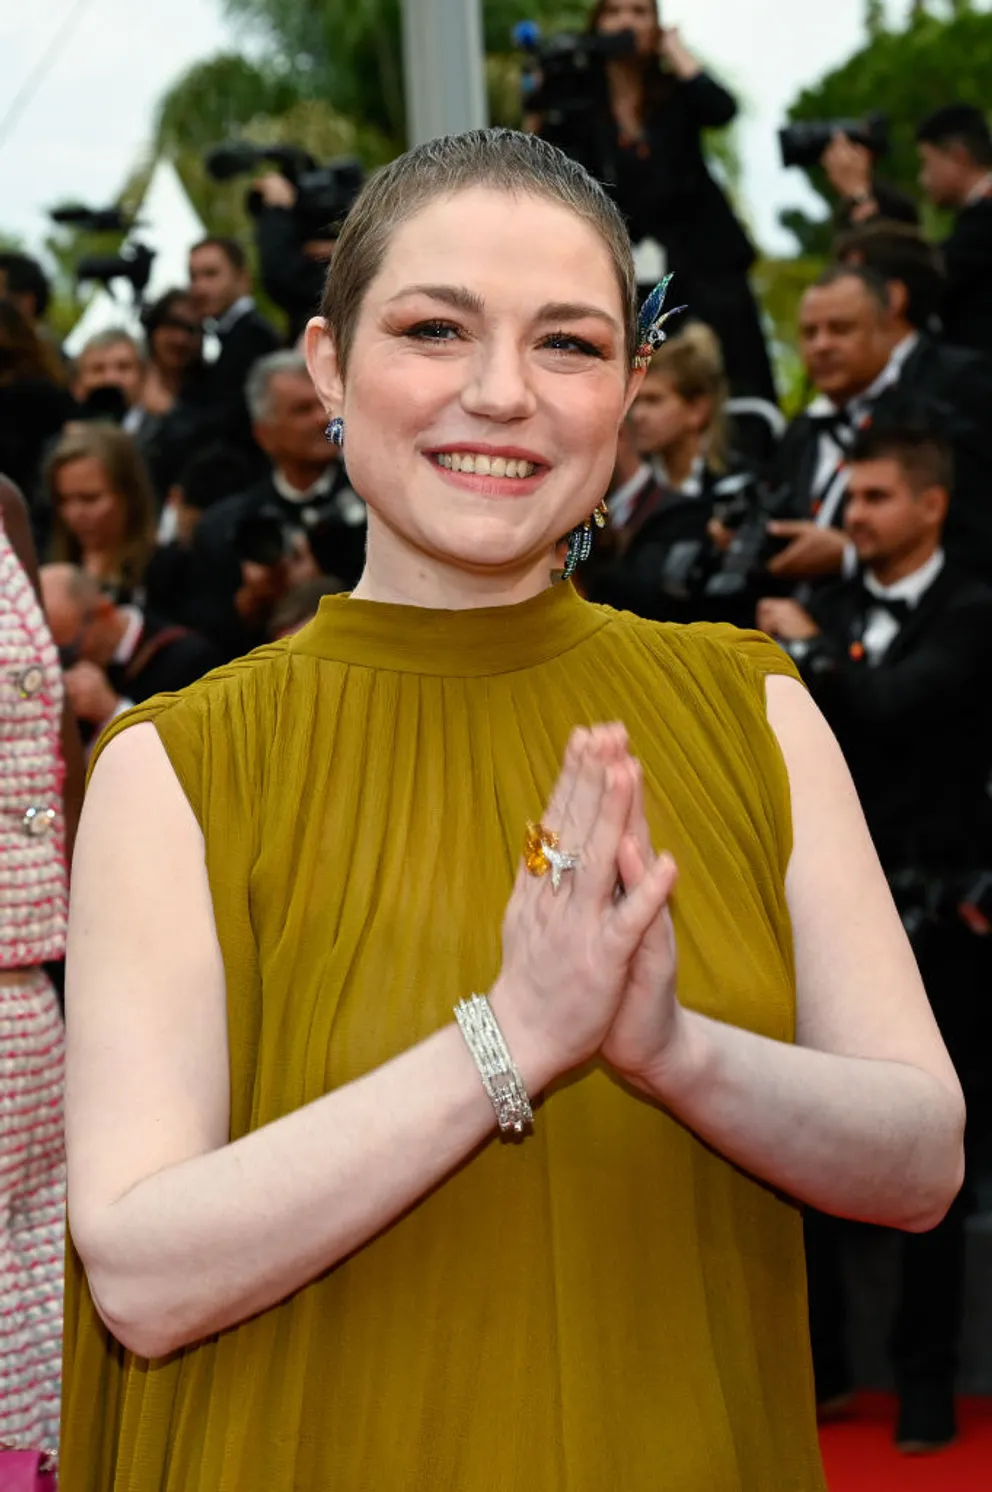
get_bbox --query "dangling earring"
[562,500,609,580]
[325,416,344,448]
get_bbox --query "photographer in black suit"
[180,236,280,473]
[757,423,992,1453]
[183,351,365,658]
[758,264,992,588]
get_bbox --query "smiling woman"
[59,128,963,1492]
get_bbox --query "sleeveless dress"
[0,515,67,1454]
[61,582,826,1491]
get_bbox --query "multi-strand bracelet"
[454,994,534,1137]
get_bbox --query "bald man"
[40,564,222,738]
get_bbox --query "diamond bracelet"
[454,994,534,1137]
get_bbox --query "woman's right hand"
[489,727,677,1093]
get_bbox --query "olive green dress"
[61,582,826,1491]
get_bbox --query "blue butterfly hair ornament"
[632,273,688,369]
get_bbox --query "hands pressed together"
[490,725,685,1101]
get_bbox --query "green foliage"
[220,0,586,145]
[782,6,992,250]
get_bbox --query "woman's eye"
[405,320,462,342]
[542,333,605,358]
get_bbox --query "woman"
[0,300,75,515]
[0,475,83,1470]
[532,0,775,402]
[45,424,157,604]
[630,321,732,491]
[60,130,963,1491]
[137,289,204,423]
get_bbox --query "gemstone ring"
[524,821,581,894]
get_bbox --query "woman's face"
[151,297,202,374]
[309,187,640,584]
[629,373,707,456]
[594,0,661,57]
[55,457,126,555]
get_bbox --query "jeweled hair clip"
[632,273,688,369]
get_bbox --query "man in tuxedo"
[182,351,366,658]
[39,563,223,742]
[916,104,992,358]
[762,264,992,588]
[183,235,280,469]
[757,422,992,1453]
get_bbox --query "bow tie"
[810,407,861,446]
[861,586,913,625]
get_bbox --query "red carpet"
[819,1394,992,1489]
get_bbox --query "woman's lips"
[424,451,550,497]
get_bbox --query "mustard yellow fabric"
[61,583,826,1491]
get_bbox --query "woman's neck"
[350,515,557,610]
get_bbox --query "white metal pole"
[401,0,489,147]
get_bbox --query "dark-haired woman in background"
[131,290,207,498]
[530,0,775,402]
[0,301,76,529]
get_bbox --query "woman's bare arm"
[636,675,964,1231]
[66,723,668,1358]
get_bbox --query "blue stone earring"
[325,416,345,448]
[562,500,609,581]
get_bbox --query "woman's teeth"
[434,452,537,478]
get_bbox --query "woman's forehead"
[370,187,622,308]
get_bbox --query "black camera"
[205,144,364,236]
[779,112,889,171]
[234,504,298,569]
[512,21,637,119]
[49,204,156,301]
[703,478,794,603]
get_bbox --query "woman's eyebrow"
[535,301,621,336]
[385,284,485,314]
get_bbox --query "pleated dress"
[61,581,827,1491]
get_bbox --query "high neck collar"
[287,580,612,677]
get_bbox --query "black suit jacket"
[179,306,281,475]
[181,467,366,657]
[794,559,992,874]
[541,72,754,278]
[774,335,992,582]
[942,198,992,359]
[107,613,223,704]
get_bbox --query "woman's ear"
[621,366,647,421]
[305,318,344,414]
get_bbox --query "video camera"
[204,144,364,236]
[512,21,637,120]
[702,477,794,604]
[779,112,889,171]
[48,204,156,301]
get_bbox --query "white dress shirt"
[861,547,945,665]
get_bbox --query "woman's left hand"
[592,729,685,1091]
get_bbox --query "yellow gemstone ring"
[524,821,581,893]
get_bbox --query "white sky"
[0,0,918,261]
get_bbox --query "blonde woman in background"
[45,425,157,606]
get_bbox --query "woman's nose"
[461,343,537,422]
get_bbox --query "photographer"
[821,103,992,358]
[183,351,365,657]
[756,422,992,1451]
[530,0,775,401]
[183,236,280,472]
[253,174,334,343]
[751,264,992,588]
